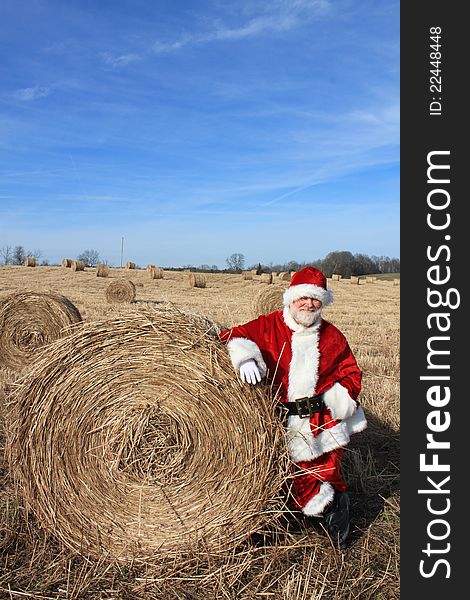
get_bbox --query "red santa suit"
[219,267,367,516]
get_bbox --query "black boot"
[321,491,350,550]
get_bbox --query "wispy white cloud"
[100,52,142,68]
[152,0,332,53]
[14,86,51,101]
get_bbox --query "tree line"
[0,246,399,276]
[225,250,399,277]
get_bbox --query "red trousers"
[288,448,346,512]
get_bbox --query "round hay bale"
[6,306,285,563]
[126,261,136,270]
[251,286,284,318]
[24,257,37,267]
[350,276,360,285]
[259,273,273,284]
[188,273,207,288]
[278,272,291,281]
[146,264,156,272]
[71,260,85,272]
[96,264,110,278]
[61,258,72,268]
[331,273,342,281]
[393,278,400,286]
[148,267,164,280]
[241,271,253,280]
[105,280,136,304]
[0,291,82,370]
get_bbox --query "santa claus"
[219,266,367,549]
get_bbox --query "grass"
[0,266,400,599]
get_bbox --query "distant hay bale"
[24,257,36,267]
[105,280,136,304]
[146,264,156,272]
[393,278,400,286]
[331,273,342,281]
[365,277,377,283]
[252,286,284,318]
[350,276,360,285]
[259,273,273,284]
[61,258,72,268]
[278,272,291,281]
[96,264,110,278]
[71,260,85,272]
[6,306,285,563]
[126,261,136,270]
[0,291,82,370]
[242,271,253,280]
[188,273,207,288]
[148,266,164,280]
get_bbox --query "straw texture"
[6,306,286,564]
[188,273,207,288]
[105,280,136,304]
[96,264,110,278]
[0,291,82,369]
[71,260,85,272]
[251,286,285,318]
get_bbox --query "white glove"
[239,359,261,384]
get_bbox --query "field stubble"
[0,266,400,599]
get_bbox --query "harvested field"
[0,265,400,599]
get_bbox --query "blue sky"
[0,0,399,268]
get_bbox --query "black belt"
[283,395,324,418]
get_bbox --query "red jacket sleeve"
[219,318,268,377]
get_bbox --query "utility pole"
[120,237,124,268]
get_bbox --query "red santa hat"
[283,266,334,307]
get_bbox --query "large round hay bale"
[105,280,136,304]
[24,257,36,267]
[148,266,164,280]
[146,264,156,271]
[252,286,284,318]
[188,273,207,288]
[278,272,291,281]
[331,273,342,281]
[0,291,82,370]
[61,258,72,268]
[350,276,360,284]
[6,306,285,563]
[125,261,136,269]
[241,271,253,280]
[96,264,110,278]
[71,260,85,272]
[259,273,273,284]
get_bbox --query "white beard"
[289,305,322,327]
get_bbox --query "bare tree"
[27,248,42,260]
[0,245,13,265]
[13,245,26,265]
[77,249,100,267]
[225,253,245,272]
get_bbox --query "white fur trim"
[323,382,357,421]
[226,337,267,377]
[286,406,368,462]
[283,284,333,307]
[287,321,321,402]
[301,482,335,516]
